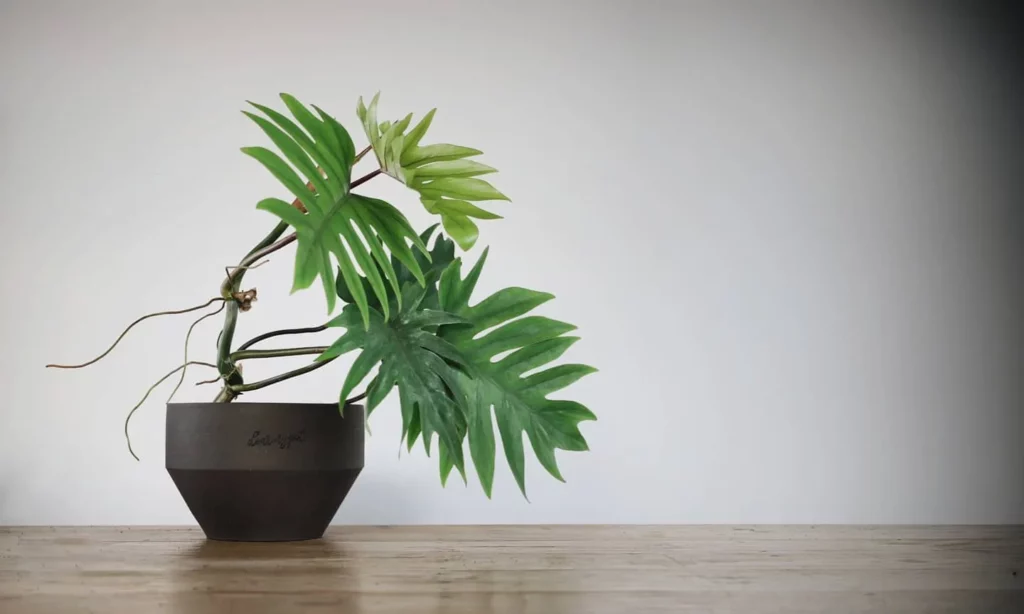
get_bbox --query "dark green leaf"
[321,300,470,475]
[438,254,596,498]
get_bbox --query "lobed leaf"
[437,253,596,498]
[243,95,426,325]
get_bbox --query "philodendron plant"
[49,94,595,497]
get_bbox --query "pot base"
[168,468,361,542]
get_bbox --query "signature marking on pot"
[247,430,305,449]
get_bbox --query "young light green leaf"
[402,144,482,168]
[355,97,507,250]
[441,213,479,251]
[392,113,413,136]
[419,177,509,202]
[413,160,497,179]
[425,199,502,220]
[402,108,435,152]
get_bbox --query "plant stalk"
[228,357,336,394]
[215,155,383,402]
[230,346,328,361]
[350,169,381,189]
[215,221,290,402]
[236,324,328,352]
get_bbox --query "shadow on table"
[179,537,347,561]
[167,536,364,613]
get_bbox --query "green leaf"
[242,111,336,201]
[402,144,483,168]
[241,147,318,213]
[418,177,509,202]
[336,224,456,313]
[413,160,497,179]
[255,197,307,229]
[362,93,381,152]
[312,104,356,177]
[402,108,435,152]
[441,213,479,251]
[439,443,455,486]
[321,298,469,476]
[247,101,345,196]
[438,254,596,498]
[424,198,502,220]
[355,96,508,249]
[391,113,413,137]
[365,370,395,415]
[244,96,427,324]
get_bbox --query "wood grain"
[1,525,1022,613]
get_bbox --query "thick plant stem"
[213,386,237,403]
[214,161,385,402]
[215,221,289,401]
[219,225,292,297]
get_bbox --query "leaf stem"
[228,357,337,393]
[215,220,291,402]
[214,156,385,402]
[353,144,373,164]
[219,229,295,298]
[230,346,329,361]
[237,324,328,352]
[46,297,226,370]
[351,169,381,190]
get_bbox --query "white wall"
[1,0,1021,525]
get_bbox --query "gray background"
[1,0,1021,524]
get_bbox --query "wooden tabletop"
[1,525,1022,613]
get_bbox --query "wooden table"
[1,526,1022,613]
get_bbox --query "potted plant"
[48,94,597,541]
